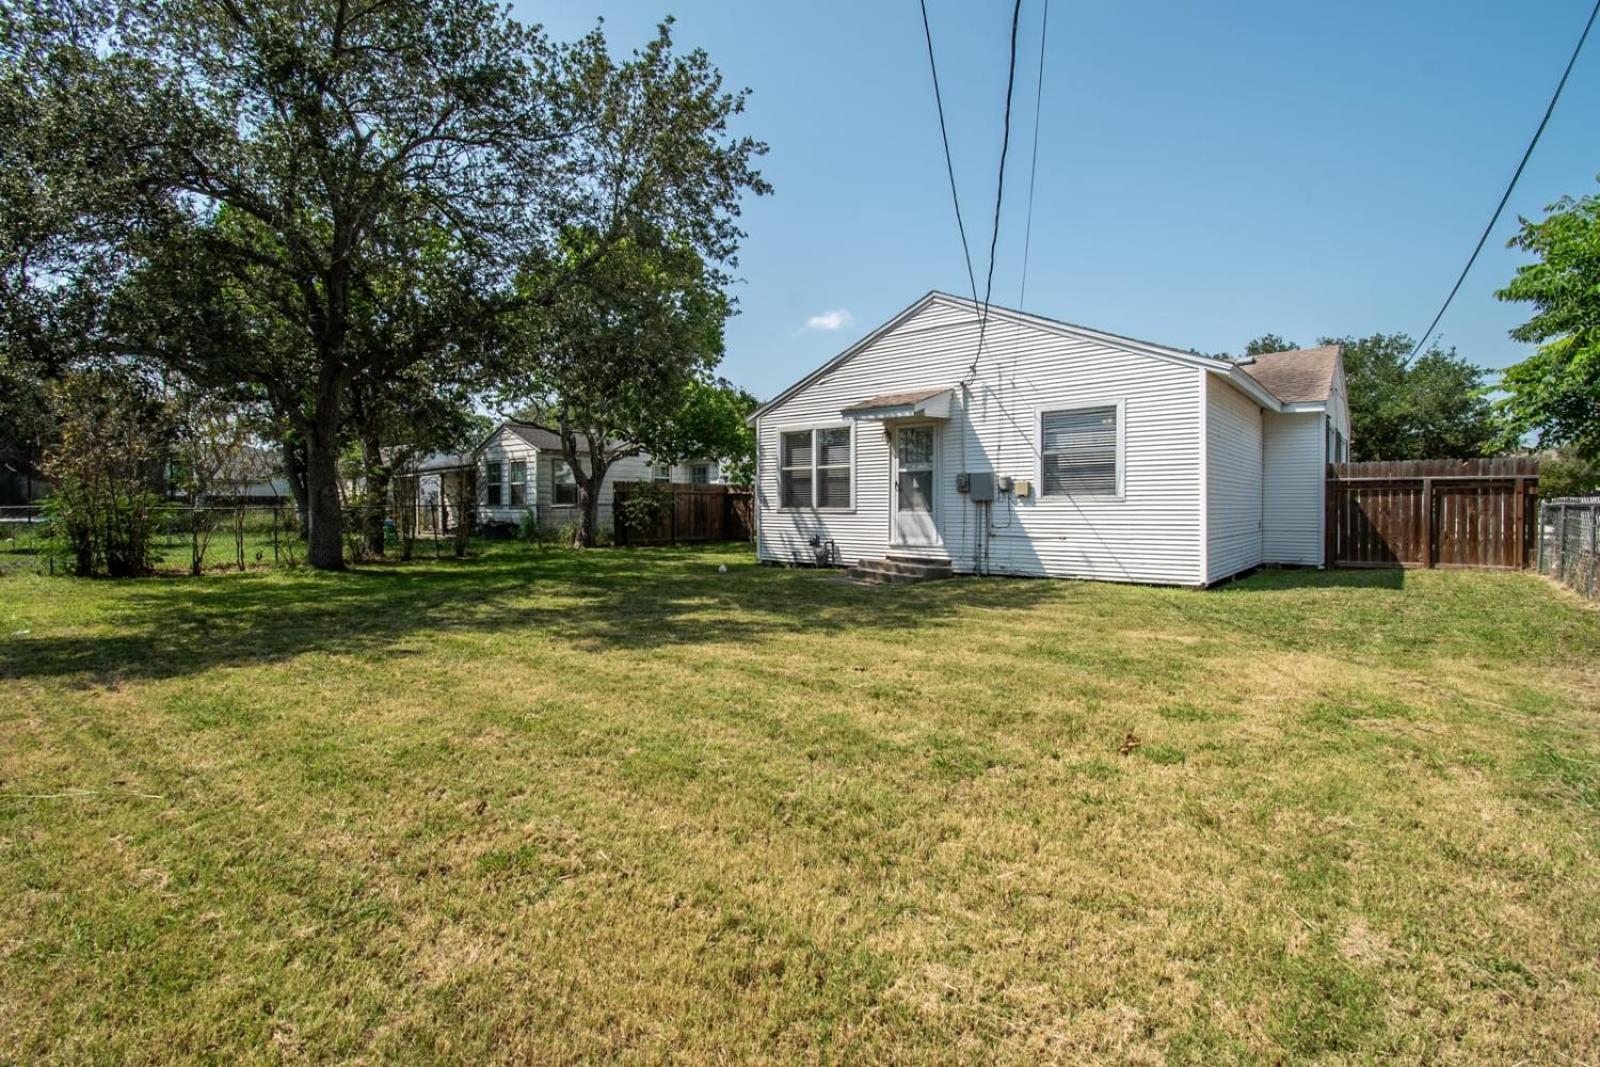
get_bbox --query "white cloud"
[803,308,855,332]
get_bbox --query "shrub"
[40,371,170,577]
[620,481,673,540]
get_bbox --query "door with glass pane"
[892,424,939,546]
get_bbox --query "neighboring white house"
[750,292,1351,586]
[411,422,722,534]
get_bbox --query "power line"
[1018,0,1050,309]
[969,0,1026,380]
[1408,0,1600,362]
[981,0,1026,317]
[918,0,980,310]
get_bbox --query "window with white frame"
[690,463,711,485]
[780,426,851,509]
[652,464,672,483]
[1041,406,1119,496]
[551,458,578,506]
[509,459,527,507]
[484,459,504,507]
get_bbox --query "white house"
[750,292,1350,586]
[410,422,722,534]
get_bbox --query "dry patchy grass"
[2,545,1599,1063]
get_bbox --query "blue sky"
[520,1,1600,402]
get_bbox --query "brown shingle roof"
[1239,345,1341,404]
[841,387,950,413]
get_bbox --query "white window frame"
[508,458,528,507]
[778,423,854,512]
[652,464,672,483]
[690,463,711,485]
[484,457,504,508]
[550,457,578,507]
[1037,401,1126,500]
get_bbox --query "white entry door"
[892,424,940,546]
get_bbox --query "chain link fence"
[1537,497,1600,600]
[0,501,472,576]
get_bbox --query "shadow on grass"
[1,544,1060,684]
[1217,566,1407,593]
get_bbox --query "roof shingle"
[1239,345,1342,404]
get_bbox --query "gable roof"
[750,291,1292,421]
[1238,345,1342,404]
[501,422,568,451]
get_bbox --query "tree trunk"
[279,434,310,539]
[564,440,611,549]
[302,388,345,570]
[360,425,387,558]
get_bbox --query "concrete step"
[847,557,954,584]
[886,552,952,569]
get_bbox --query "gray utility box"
[960,471,995,502]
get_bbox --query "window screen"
[509,460,527,507]
[551,459,578,506]
[1041,407,1118,496]
[484,460,503,507]
[779,428,850,508]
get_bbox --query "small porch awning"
[840,386,955,421]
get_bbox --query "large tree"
[1230,329,1496,462]
[1322,333,1495,461]
[6,2,766,568]
[646,377,760,487]
[1496,188,1600,465]
[508,226,729,547]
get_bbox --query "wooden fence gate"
[613,482,753,546]
[1325,458,1539,570]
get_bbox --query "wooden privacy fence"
[613,482,753,546]
[1326,458,1540,570]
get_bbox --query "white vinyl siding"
[756,295,1206,583]
[1263,410,1325,565]
[1206,374,1264,582]
[477,427,540,523]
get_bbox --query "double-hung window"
[508,460,527,507]
[551,459,578,506]
[690,463,711,485]
[652,464,672,483]
[484,459,504,507]
[1041,405,1120,497]
[780,426,852,509]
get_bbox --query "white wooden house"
[412,422,721,535]
[750,292,1350,586]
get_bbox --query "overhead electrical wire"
[1018,0,1050,310]
[1407,0,1600,362]
[969,0,1026,381]
[918,0,980,311]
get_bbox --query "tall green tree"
[1244,333,1297,356]
[6,2,767,568]
[507,226,729,547]
[1319,333,1494,461]
[647,378,760,487]
[1496,188,1600,464]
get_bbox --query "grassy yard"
[2,545,1598,1063]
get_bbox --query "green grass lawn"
[2,545,1598,1063]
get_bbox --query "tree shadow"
[1,545,1061,685]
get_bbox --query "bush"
[40,371,170,577]
[620,481,673,538]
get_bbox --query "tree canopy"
[2,0,767,566]
[1496,187,1600,465]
